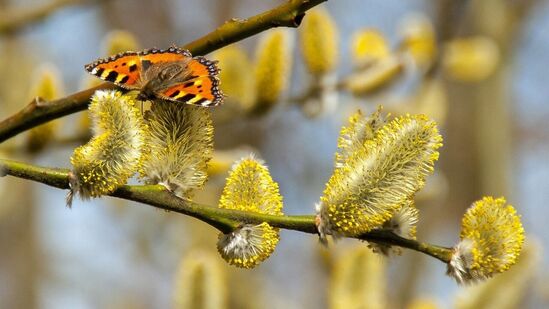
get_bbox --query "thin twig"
[0,158,453,263]
[0,0,326,143]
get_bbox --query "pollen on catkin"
[140,101,213,198]
[335,106,387,168]
[68,90,146,206]
[253,29,293,113]
[299,7,339,75]
[447,197,525,284]
[216,155,284,268]
[317,113,442,238]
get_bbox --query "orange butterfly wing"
[157,75,223,106]
[84,47,192,89]
[157,57,224,106]
[138,47,191,64]
[85,47,224,106]
[84,51,142,89]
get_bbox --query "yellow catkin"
[173,250,227,309]
[140,102,213,198]
[407,298,440,309]
[454,240,539,309]
[330,247,386,309]
[442,36,500,82]
[212,45,256,111]
[335,106,386,168]
[460,197,524,279]
[351,28,390,67]
[344,55,404,95]
[253,29,293,113]
[101,29,140,55]
[399,13,437,70]
[217,156,284,268]
[207,147,256,177]
[26,64,64,153]
[319,114,442,237]
[299,7,339,75]
[68,90,146,205]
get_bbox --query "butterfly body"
[85,47,223,107]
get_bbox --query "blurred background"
[0,0,548,308]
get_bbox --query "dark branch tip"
[293,13,306,26]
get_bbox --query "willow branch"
[0,158,453,263]
[0,0,326,143]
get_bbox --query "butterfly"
[84,46,224,107]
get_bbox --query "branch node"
[34,96,50,107]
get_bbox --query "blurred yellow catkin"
[25,64,65,153]
[299,7,339,76]
[442,36,500,82]
[399,13,437,71]
[173,250,227,309]
[212,45,256,111]
[407,298,440,309]
[351,28,390,68]
[253,29,293,114]
[330,246,386,309]
[101,29,140,55]
[344,55,404,95]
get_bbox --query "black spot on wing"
[129,64,138,72]
[169,90,181,98]
[105,71,119,82]
[119,75,129,84]
[194,98,209,106]
[180,93,196,102]
[95,68,105,77]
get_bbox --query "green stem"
[0,158,453,263]
[0,0,326,144]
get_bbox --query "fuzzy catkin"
[300,7,339,75]
[447,197,524,284]
[318,114,442,237]
[140,101,213,198]
[68,90,146,206]
[216,156,283,268]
